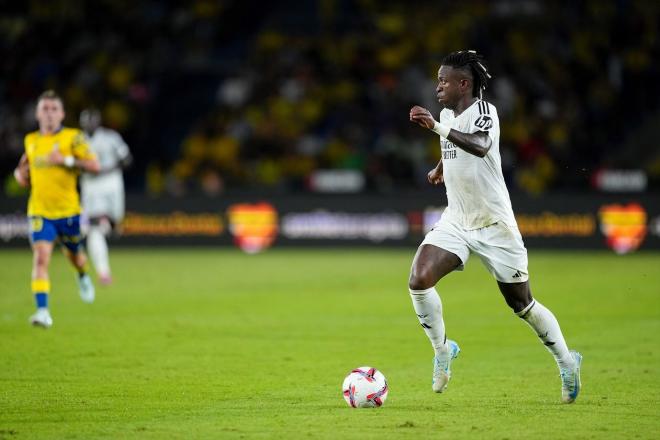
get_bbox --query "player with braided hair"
[406,50,582,403]
[441,50,492,98]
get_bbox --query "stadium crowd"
[1,0,659,195]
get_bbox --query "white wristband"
[63,156,75,168]
[431,121,450,138]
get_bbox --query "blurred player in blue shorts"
[13,90,101,328]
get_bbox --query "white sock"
[517,299,574,370]
[409,287,448,356]
[87,226,111,277]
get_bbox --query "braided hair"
[441,50,492,99]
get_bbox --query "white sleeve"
[467,101,497,140]
[112,131,130,160]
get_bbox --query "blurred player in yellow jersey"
[13,90,101,328]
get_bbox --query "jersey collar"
[39,125,64,136]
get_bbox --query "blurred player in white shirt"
[408,50,581,403]
[80,109,132,285]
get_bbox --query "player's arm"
[117,134,133,170]
[445,130,491,158]
[409,105,491,158]
[428,160,443,185]
[409,107,444,185]
[95,155,132,175]
[48,130,100,173]
[48,150,101,173]
[118,152,132,169]
[101,144,133,175]
[97,133,133,175]
[13,154,30,187]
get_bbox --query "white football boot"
[560,350,583,403]
[432,339,460,393]
[78,273,95,304]
[29,308,53,328]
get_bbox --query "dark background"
[1,0,659,197]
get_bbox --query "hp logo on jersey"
[474,115,493,130]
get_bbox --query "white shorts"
[82,189,125,222]
[421,219,529,283]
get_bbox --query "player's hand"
[14,165,30,187]
[427,163,444,185]
[13,154,30,187]
[410,105,436,129]
[48,150,65,166]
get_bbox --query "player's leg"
[59,216,95,303]
[498,280,582,403]
[28,217,56,328]
[498,280,573,366]
[30,242,55,327]
[87,216,113,284]
[409,222,469,392]
[409,243,462,353]
[476,222,581,402]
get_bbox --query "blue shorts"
[29,215,83,253]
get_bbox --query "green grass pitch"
[1,248,659,439]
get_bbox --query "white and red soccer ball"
[342,366,388,408]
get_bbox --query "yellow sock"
[32,278,50,308]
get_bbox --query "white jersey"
[81,127,130,221]
[81,127,129,194]
[438,99,517,230]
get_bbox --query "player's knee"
[507,297,531,313]
[90,217,113,236]
[73,250,87,266]
[33,250,50,270]
[408,269,436,291]
[504,289,533,312]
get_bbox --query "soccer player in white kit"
[408,50,582,403]
[80,109,132,285]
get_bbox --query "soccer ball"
[342,366,389,408]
